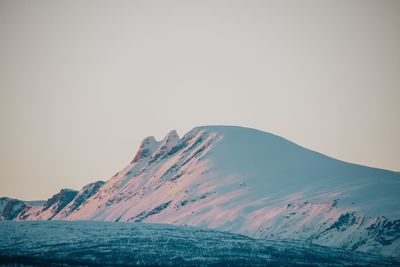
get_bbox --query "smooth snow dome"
[200,126,400,217]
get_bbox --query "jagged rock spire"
[132,136,160,163]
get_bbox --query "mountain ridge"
[1,125,399,258]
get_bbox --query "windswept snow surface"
[3,126,400,258]
[0,221,397,266]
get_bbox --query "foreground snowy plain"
[0,221,397,266]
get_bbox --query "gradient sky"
[1,0,399,200]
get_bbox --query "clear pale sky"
[0,0,399,200]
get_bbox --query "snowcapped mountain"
[17,189,78,220]
[0,198,28,221]
[0,197,44,221]
[52,181,104,220]
[2,126,399,258]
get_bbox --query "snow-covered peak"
[53,181,105,220]
[3,125,400,258]
[0,197,28,221]
[132,136,161,163]
[160,129,180,150]
[146,130,181,164]
[16,189,78,221]
[165,129,180,141]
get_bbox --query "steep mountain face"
[2,126,400,258]
[0,198,45,221]
[0,198,29,221]
[14,182,106,221]
[52,181,105,220]
[16,189,78,220]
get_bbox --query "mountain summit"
[2,126,399,257]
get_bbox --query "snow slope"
[17,189,78,220]
[3,126,400,258]
[0,221,397,266]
